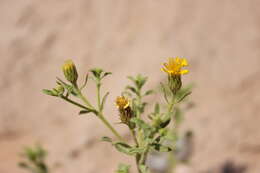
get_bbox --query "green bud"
[62,60,78,85]
[90,68,103,79]
[54,84,64,96]
[168,75,182,95]
[151,116,162,128]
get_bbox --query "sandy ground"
[1,0,260,173]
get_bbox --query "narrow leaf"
[78,110,93,115]
[80,73,89,90]
[160,82,169,103]
[113,142,134,155]
[151,143,172,152]
[42,89,57,96]
[154,103,160,114]
[100,92,109,111]
[144,90,154,96]
[126,85,138,95]
[101,136,112,143]
[177,91,192,103]
[102,72,112,79]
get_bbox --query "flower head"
[115,96,134,127]
[62,59,78,84]
[115,96,130,110]
[161,57,189,76]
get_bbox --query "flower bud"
[115,96,134,128]
[62,60,78,85]
[54,84,65,96]
[168,75,182,95]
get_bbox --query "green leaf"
[177,91,192,103]
[160,82,169,103]
[139,165,151,173]
[151,143,172,152]
[90,68,103,79]
[131,118,150,130]
[101,136,112,143]
[80,73,89,90]
[154,103,160,114]
[113,142,133,155]
[56,78,78,97]
[174,107,183,125]
[78,110,93,115]
[144,90,154,96]
[25,147,37,161]
[126,85,138,95]
[127,74,147,90]
[131,118,155,138]
[160,118,171,128]
[35,145,47,159]
[136,74,147,89]
[113,142,144,155]
[102,72,112,79]
[100,92,109,111]
[176,83,194,101]
[42,89,57,96]
[127,76,135,83]
[116,163,131,173]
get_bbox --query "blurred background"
[1,0,260,173]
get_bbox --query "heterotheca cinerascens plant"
[40,57,190,173]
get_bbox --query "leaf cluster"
[18,145,48,173]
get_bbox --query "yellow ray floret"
[115,96,130,109]
[161,57,189,75]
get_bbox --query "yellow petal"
[180,69,189,75]
[163,63,169,69]
[169,58,175,66]
[181,58,188,66]
[161,68,168,73]
[175,57,180,64]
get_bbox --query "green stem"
[166,96,177,173]
[130,128,141,173]
[77,92,94,109]
[139,146,149,165]
[130,129,138,147]
[98,113,124,141]
[97,82,101,111]
[136,92,142,119]
[136,154,141,173]
[61,96,92,110]
[74,84,94,109]
[74,85,123,141]
[168,98,175,113]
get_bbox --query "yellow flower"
[115,96,130,109]
[115,96,134,127]
[161,57,189,76]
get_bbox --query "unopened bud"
[54,84,64,96]
[62,60,78,85]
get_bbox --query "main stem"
[166,95,177,173]
[98,112,124,141]
[75,86,124,141]
[130,129,142,173]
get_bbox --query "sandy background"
[1,0,260,173]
